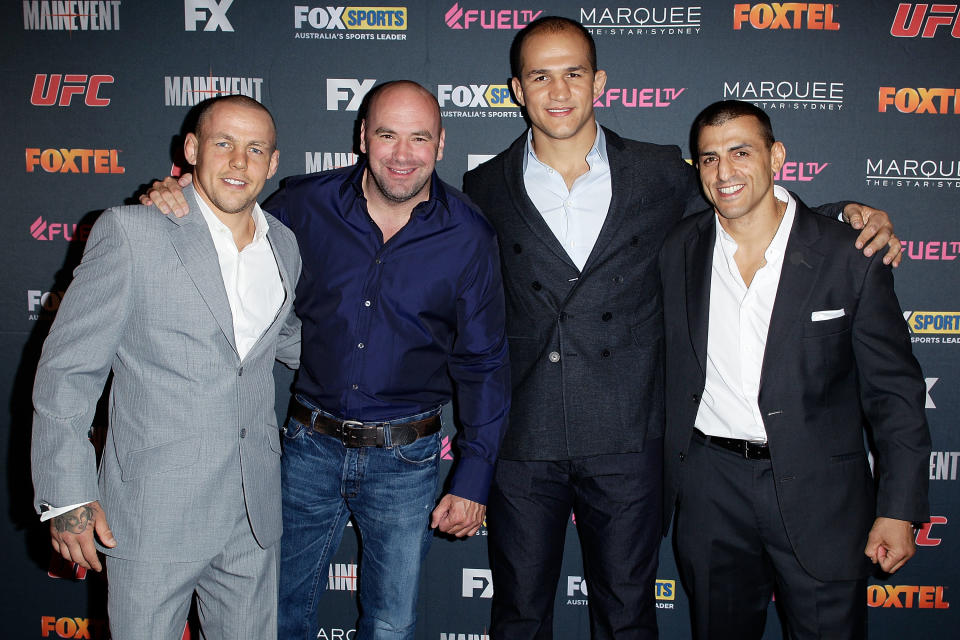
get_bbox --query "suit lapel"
[167,185,238,357]
[685,213,715,377]
[760,206,825,391]
[503,134,579,271]
[580,128,633,275]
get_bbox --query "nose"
[230,148,247,170]
[716,156,733,181]
[548,76,572,101]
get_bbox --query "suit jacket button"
[601,312,612,321]
[559,312,567,322]
[601,349,610,358]
[532,281,542,291]
[240,428,247,438]
[691,393,700,403]
[679,452,685,461]
[238,367,243,377]
[548,351,560,363]
[513,243,523,254]
[612,275,624,284]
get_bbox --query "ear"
[436,127,446,162]
[359,120,368,154]
[770,141,786,176]
[511,77,525,108]
[184,133,199,167]
[592,69,607,101]
[267,149,279,180]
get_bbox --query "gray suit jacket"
[31,185,301,562]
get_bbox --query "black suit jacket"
[660,201,930,581]
[463,128,705,460]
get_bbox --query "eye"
[533,75,547,82]
[216,141,230,149]
[249,147,263,155]
[735,150,749,158]
[701,156,716,165]
[567,72,582,78]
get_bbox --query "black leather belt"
[290,398,441,448]
[694,428,770,460]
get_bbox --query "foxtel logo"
[878,87,960,114]
[733,3,839,30]
[31,74,113,107]
[26,148,124,174]
[40,616,107,639]
[30,217,92,242]
[866,585,949,608]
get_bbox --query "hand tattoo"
[52,505,94,534]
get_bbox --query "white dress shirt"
[522,126,612,271]
[694,185,797,443]
[41,194,284,522]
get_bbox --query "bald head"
[364,81,442,136]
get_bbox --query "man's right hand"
[50,501,117,572]
[139,174,193,217]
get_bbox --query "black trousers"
[673,434,866,640]
[487,443,662,640]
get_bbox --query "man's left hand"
[843,204,902,267]
[430,494,485,538]
[864,517,916,574]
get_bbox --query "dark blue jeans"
[277,397,440,640]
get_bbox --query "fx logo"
[925,377,938,408]
[185,0,234,32]
[327,78,376,111]
[916,516,948,546]
[462,568,493,598]
[31,75,113,107]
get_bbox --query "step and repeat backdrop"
[1,1,957,638]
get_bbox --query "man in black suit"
[463,16,902,640]
[660,100,930,639]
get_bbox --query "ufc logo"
[891,3,960,37]
[185,0,235,32]
[326,78,376,111]
[31,75,113,107]
[462,568,493,598]
[916,516,948,546]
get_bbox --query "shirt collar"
[339,157,449,220]
[193,190,269,245]
[522,124,608,174]
[715,185,796,261]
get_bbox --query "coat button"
[612,275,624,284]
[559,311,567,322]
[240,428,247,438]
[238,367,243,376]
[532,281,542,291]
[513,243,523,254]
[691,393,700,404]
[679,452,685,462]
[601,349,610,358]
[548,351,560,363]
[601,312,612,321]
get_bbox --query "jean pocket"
[393,432,441,465]
[282,415,307,440]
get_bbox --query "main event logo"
[164,74,263,107]
[26,149,124,174]
[328,563,358,591]
[594,87,686,109]
[723,80,843,110]
[305,151,359,173]
[865,158,960,188]
[444,3,542,29]
[23,1,120,30]
[891,3,960,38]
[879,87,960,114]
[867,585,950,608]
[31,74,113,107]
[294,5,408,40]
[930,451,960,480]
[580,6,702,36]
[437,83,519,119]
[733,3,838,30]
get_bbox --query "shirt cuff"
[447,456,495,505]
[39,501,93,522]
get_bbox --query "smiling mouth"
[222,177,247,187]
[547,107,572,115]
[388,167,416,176]
[717,184,743,195]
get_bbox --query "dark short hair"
[194,95,277,149]
[510,16,597,79]
[690,100,775,157]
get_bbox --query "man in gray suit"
[31,95,301,639]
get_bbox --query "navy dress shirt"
[265,160,510,504]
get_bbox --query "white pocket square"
[811,309,845,321]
